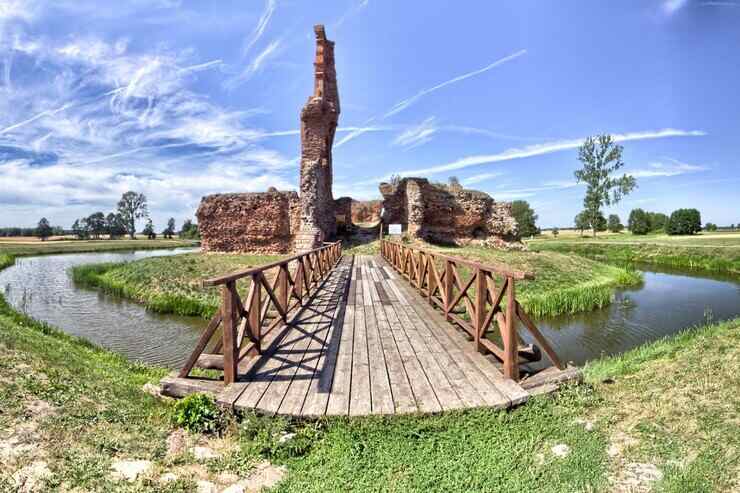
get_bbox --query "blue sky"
[1,0,738,229]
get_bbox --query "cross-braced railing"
[179,241,343,385]
[380,240,563,380]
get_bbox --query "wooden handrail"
[380,239,563,381]
[179,241,343,384]
[379,240,534,280]
[203,241,342,286]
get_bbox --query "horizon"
[1,0,739,229]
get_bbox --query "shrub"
[667,208,701,235]
[172,393,224,434]
[704,223,718,232]
[511,200,539,238]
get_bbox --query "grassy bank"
[530,235,740,275]
[0,238,198,258]
[72,252,283,318]
[2,258,738,492]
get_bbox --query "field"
[1,268,737,491]
[72,252,283,318]
[530,231,740,275]
[0,237,198,258]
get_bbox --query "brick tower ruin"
[294,25,341,251]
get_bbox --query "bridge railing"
[178,241,343,384]
[380,240,563,380]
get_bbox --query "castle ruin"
[197,25,343,254]
[379,177,520,246]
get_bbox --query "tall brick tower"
[294,24,340,251]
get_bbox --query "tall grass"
[72,262,219,319]
[0,254,14,270]
[519,267,642,318]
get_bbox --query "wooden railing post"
[444,260,454,321]
[504,276,519,380]
[222,281,238,384]
[250,273,262,355]
[277,265,289,321]
[474,268,486,353]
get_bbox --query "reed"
[0,254,14,271]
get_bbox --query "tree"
[628,208,651,235]
[162,218,176,239]
[179,219,199,239]
[607,214,623,233]
[36,217,52,241]
[71,219,89,240]
[704,222,718,232]
[666,208,701,235]
[552,227,559,237]
[574,135,637,237]
[117,191,148,239]
[511,200,539,238]
[84,212,106,239]
[574,211,590,236]
[106,213,127,239]
[646,212,668,232]
[593,212,608,232]
[142,219,157,240]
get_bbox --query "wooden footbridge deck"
[161,241,580,416]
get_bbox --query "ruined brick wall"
[333,196,352,229]
[379,177,519,245]
[296,25,340,251]
[196,191,301,254]
[351,200,382,223]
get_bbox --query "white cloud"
[627,158,708,178]
[461,171,506,186]
[243,0,277,56]
[224,39,282,89]
[663,0,689,14]
[388,128,706,179]
[383,49,527,119]
[392,117,438,149]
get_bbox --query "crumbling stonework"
[379,177,519,245]
[197,25,341,254]
[295,25,340,251]
[333,196,352,231]
[351,200,382,223]
[197,192,301,254]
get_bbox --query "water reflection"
[522,264,740,368]
[0,248,204,368]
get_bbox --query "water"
[0,248,205,368]
[1,250,739,370]
[526,264,740,367]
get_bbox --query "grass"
[0,238,198,257]
[530,232,740,275]
[72,252,283,318]
[2,252,738,492]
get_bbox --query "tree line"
[29,191,199,241]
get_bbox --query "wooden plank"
[391,302,465,411]
[325,303,356,416]
[301,257,354,416]
[349,304,372,416]
[385,279,409,305]
[391,275,528,406]
[364,295,395,414]
[374,281,392,305]
[373,303,418,414]
[383,303,442,413]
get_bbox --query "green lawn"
[529,233,740,275]
[72,252,284,318]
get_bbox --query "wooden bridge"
[161,241,579,416]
